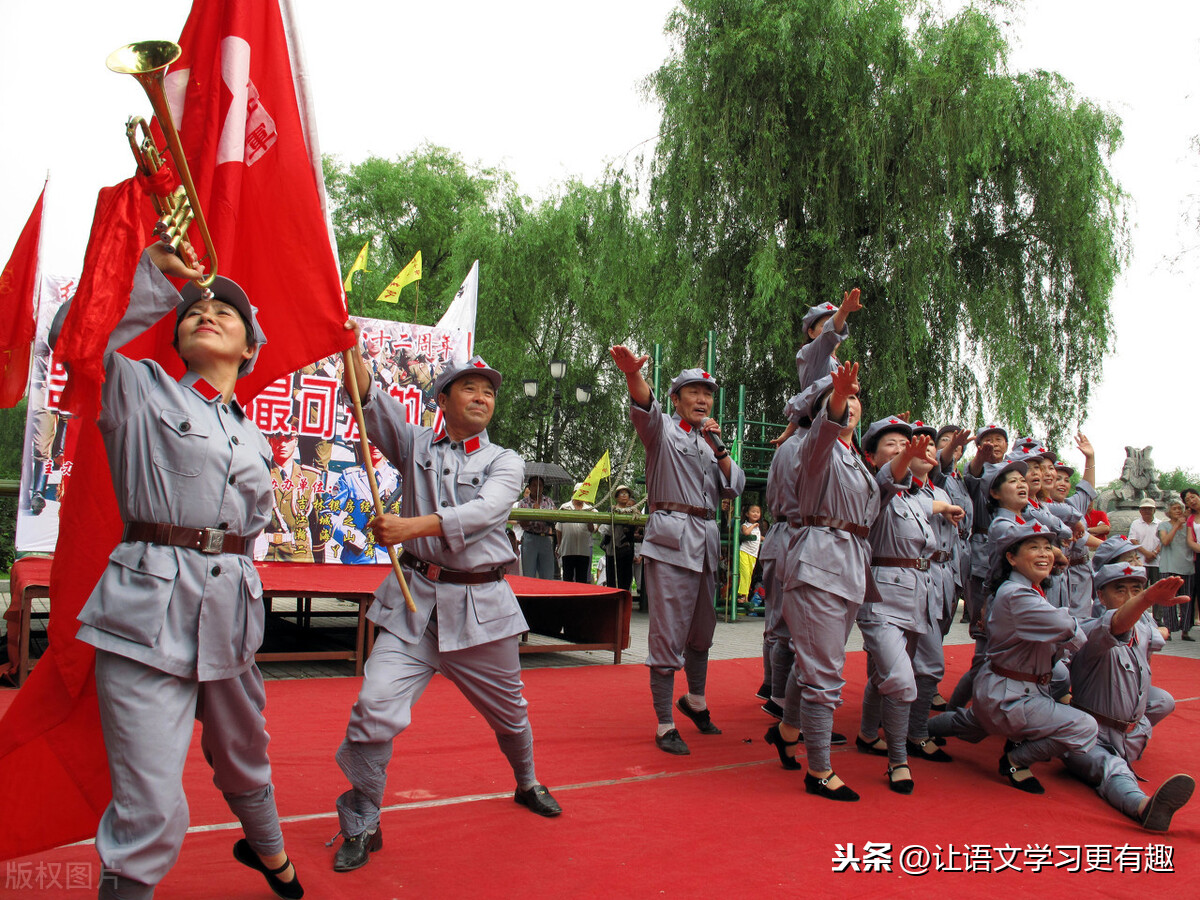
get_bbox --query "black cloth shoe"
[1140,774,1195,832]
[332,828,382,873]
[887,764,915,795]
[514,784,562,817]
[655,728,690,755]
[999,753,1044,794]
[907,738,953,763]
[930,694,948,711]
[764,724,803,771]
[760,699,784,720]
[830,731,848,746]
[755,682,772,701]
[804,771,859,802]
[855,734,888,756]
[676,696,722,734]
[233,839,304,898]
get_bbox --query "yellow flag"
[375,250,422,304]
[342,241,370,291]
[573,451,611,503]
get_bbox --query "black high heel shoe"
[234,839,304,899]
[887,764,915,795]
[764,723,803,770]
[804,771,859,802]
[999,752,1045,794]
[855,734,888,756]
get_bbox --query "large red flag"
[0,185,46,408]
[0,0,353,861]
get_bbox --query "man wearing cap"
[610,346,746,755]
[795,288,862,391]
[1062,559,1194,831]
[1128,498,1162,587]
[64,243,303,899]
[331,334,561,874]
[601,485,640,595]
[557,485,595,583]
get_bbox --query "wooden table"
[4,558,632,686]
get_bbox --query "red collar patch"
[190,378,222,402]
[678,419,693,433]
[463,435,482,454]
[1015,515,1026,525]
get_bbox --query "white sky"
[1,0,1197,484]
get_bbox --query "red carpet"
[1,644,1196,897]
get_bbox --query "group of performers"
[62,242,1192,900]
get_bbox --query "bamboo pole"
[342,349,416,612]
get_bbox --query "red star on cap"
[889,418,899,424]
[701,371,710,378]
[825,303,834,310]
[472,359,487,368]
[1122,566,1133,575]
[1032,523,1043,532]
[913,420,924,426]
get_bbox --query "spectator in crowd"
[1086,505,1112,542]
[518,475,557,579]
[738,504,764,606]
[557,485,595,583]
[1157,499,1195,640]
[601,485,641,595]
[1185,488,1200,632]
[1128,498,1163,622]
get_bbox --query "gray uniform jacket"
[964,470,996,580]
[630,394,745,571]
[759,433,802,568]
[76,254,274,681]
[1047,481,1098,616]
[794,317,847,391]
[360,390,527,651]
[781,403,880,604]
[1070,608,1165,759]
[971,572,1086,739]
[932,468,973,591]
[859,466,935,633]
[917,481,959,623]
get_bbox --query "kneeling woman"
[929,520,1097,792]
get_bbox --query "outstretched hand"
[1143,576,1190,608]
[610,345,650,374]
[830,361,860,398]
[1075,432,1095,459]
[842,287,863,313]
[901,433,932,467]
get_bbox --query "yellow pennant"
[342,241,370,291]
[573,451,611,503]
[375,250,422,304]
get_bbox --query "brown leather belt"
[930,550,953,564]
[1072,702,1138,734]
[990,663,1052,685]
[790,516,870,539]
[123,521,252,556]
[873,555,931,571]
[399,550,504,585]
[650,501,715,520]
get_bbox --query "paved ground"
[4,585,1198,683]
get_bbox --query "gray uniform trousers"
[335,620,536,836]
[94,651,282,900]
[781,584,860,772]
[644,556,717,724]
[857,623,920,764]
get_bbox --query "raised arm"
[610,345,652,409]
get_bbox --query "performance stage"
[1,644,1196,897]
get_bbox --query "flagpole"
[413,281,419,321]
[342,349,417,612]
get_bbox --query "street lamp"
[523,359,591,464]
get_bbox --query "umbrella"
[522,460,575,486]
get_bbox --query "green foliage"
[645,0,1127,443]
[1157,467,1200,496]
[0,400,26,478]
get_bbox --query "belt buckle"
[425,563,442,582]
[1036,673,1051,685]
[916,558,930,571]
[200,527,226,554]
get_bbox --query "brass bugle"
[107,40,217,288]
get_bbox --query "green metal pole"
[652,343,662,400]
[705,330,716,374]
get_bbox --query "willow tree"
[646,0,1126,442]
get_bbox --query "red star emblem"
[1122,566,1133,575]
[889,418,899,424]
[701,371,710,379]
[825,304,834,310]
[1032,523,1043,532]
[914,420,924,426]
[472,359,487,368]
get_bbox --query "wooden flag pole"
[342,348,416,612]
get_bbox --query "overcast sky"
[2,0,1197,484]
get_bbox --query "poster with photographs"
[16,297,471,565]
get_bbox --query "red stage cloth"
[3,556,53,678]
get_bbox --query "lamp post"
[523,358,591,464]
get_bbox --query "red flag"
[0,186,45,408]
[0,0,352,861]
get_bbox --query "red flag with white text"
[0,0,352,861]
[0,185,46,408]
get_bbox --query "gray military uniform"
[778,402,880,773]
[929,572,1098,769]
[760,433,802,704]
[1063,606,1172,818]
[335,385,539,838]
[630,392,745,724]
[78,255,283,899]
[794,312,846,390]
